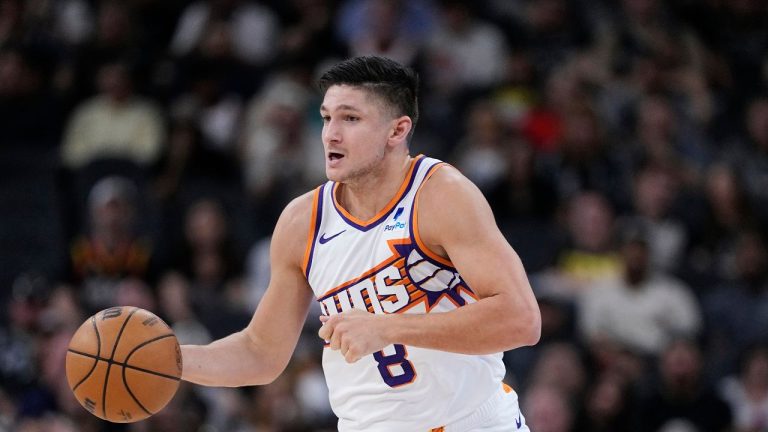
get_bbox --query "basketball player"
[181,56,541,431]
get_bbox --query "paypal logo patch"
[384,207,406,231]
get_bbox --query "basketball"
[65,307,183,423]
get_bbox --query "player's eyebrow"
[319,104,362,113]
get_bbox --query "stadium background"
[1,0,767,431]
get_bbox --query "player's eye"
[345,115,359,122]
[321,115,331,123]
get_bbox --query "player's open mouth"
[328,152,344,161]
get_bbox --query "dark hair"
[317,56,419,134]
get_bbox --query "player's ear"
[390,116,412,144]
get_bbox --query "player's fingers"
[329,328,342,351]
[344,348,358,364]
[318,323,331,340]
[318,315,337,340]
[340,335,350,356]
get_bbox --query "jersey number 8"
[373,344,416,387]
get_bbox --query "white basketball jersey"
[302,155,506,431]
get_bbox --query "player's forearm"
[385,294,540,355]
[181,330,283,387]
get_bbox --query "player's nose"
[322,119,342,144]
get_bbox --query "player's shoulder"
[271,187,322,258]
[418,163,493,229]
[421,163,482,202]
[278,187,320,233]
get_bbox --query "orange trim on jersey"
[301,186,322,276]
[413,162,454,267]
[460,286,479,301]
[503,382,514,393]
[430,427,445,432]
[332,154,425,227]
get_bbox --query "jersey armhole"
[301,184,325,278]
[411,163,455,268]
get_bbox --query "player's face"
[320,85,395,183]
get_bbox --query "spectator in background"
[418,0,507,149]
[239,68,325,229]
[67,1,148,100]
[719,345,768,432]
[336,0,434,66]
[621,162,688,273]
[636,339,732,432]
[157,271,212,346]
[487,139,558,225]
[278,0,347,67]
[68,176,154,313]
[522,383,575,432]
[60,60,165,170]
[527,342,588,402]
[172,197,249,339]
[629,94,712,187]
[169,59,246,156]
[723,96,768,213]
[0,274,48,396]
[452,100,509,193]
[688,164,762,285]
[512,0,593,77]
[579,224,701,363]
[0,46,65,144]
[170,0,279,67]
[536,191,621,299]
[573,371,634,432]
[425,0,508,95]
[704,230,768,379]
[540,102,627,208]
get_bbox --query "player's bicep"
[418,168,530,300]
[244,194,315,355]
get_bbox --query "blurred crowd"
[1,0,768,431]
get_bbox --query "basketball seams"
[122,366,152,416]
[71,315,101,392]
[66,347,181,381]
[121,333,181,418]
[123,333,180,375]
[101,307,139,419]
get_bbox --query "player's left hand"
[318,309,391,363]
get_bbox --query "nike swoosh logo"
[318,230,346,244]
[515,411,522,429]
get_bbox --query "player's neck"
[339,153,413,221]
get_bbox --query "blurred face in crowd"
[638,96,675,139]
[747,98,768,149]
[735,231,767,283]
[622,240,649,286]
[634,166,676,219]
[97,2,131,44]
[567,192,614,252]
[524,385,574,432]
[661,340,702,393]
[91,196,135,235]
[185,199,227,249]
[587,374,626,424]
[705,164,741,210]
[743,348,768,389]
[97,63,133,102]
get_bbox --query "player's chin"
[325,166,345,183]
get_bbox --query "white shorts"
[433,383,530,432]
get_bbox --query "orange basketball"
[66,307,183,423]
